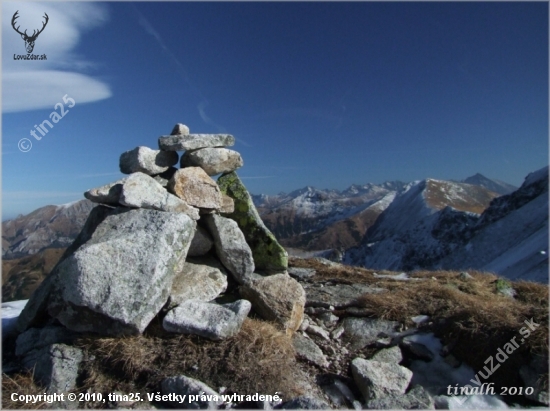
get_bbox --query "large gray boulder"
[120,146,178,175]
[217,172,288,273]
[168,256,228,307]
[119,172,199,219]
[47,208,195,336]
[159,134,235,151]
[163,299,251,340]
[168,167,222,211]
[203,214,255,284]
[161,375,222,409]
[16,206,115,333]
[239,273,305,335]
[351,358,413,402]
[292,334,329,368]
[181,148,243,175]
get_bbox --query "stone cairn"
[13,124,305,398]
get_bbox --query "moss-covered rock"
[217,172,288,273]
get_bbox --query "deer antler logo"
[11,10,49,54]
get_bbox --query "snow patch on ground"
[2,299,27,338]
[406,333,510,409]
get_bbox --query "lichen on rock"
[217,171,288,273]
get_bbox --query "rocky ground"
[2,256,548,409]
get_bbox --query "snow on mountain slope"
[287,192,398,251]
[344,179,499,271]
[255,182,406,250]
[438,166,549,282]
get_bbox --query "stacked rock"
[16,124,302,359]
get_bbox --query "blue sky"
[2,1,548,220]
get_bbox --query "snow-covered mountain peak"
[522,165,549,188]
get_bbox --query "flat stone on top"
[158,134,235,151]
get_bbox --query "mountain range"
[2,170,547,290]
[344,167,548,282]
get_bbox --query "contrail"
[131,5,227,133]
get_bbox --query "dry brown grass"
[291,257,548,390]
[2,372,47,409]
[75,317,303,404]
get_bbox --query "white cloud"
[3,71,111,113]
[2,2,112,113]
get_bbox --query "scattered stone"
[293,334,329,368]
[277,396,330,409]
[120,172,200,219]
[371,346,403,364]
[163,299,251,340]
[27,344,83,394]
[331,326,345,340]
[181,148,243,176]
[366,385,435,409]
[218,172,288,273]
[188,226,214,257]
[239,273,305,335]
[400,338,435,361]
[321,379,357,408]
[306,324,331,341]
[318,312,339,326]
[351,358,413,401]
[204,214,255,284]
[168,167,223,210]
[305,283,385,309]
[47,208,195,336]
[168,256,228,308]
[343,318,400,350]
[159,134,235,151]
[161,375,222,408]
[120,146,178,175]
[299,318,310,332]
[170,123,190,135]
[84,177,127,205]
[288,267,316,280]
